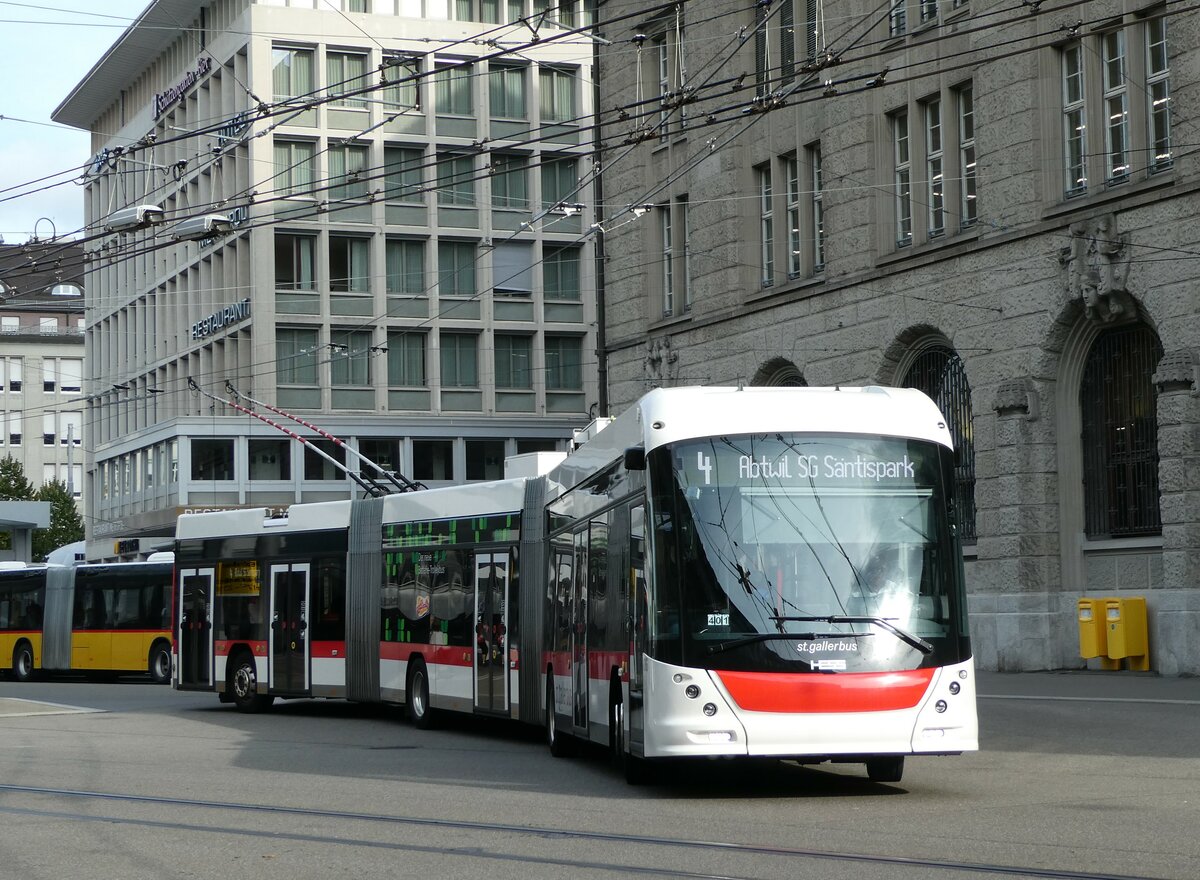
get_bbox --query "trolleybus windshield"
[649,433,969,674]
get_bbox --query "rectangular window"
[329,143,370,201]
[274,139,315,197]
[655,35,670,136]
[489,65,527,118]
[754,3,767,96]
[384,146,424,202]
[40,318,58,335]
[1146,18,1171,171]
[330,330,372,385]
[780,0,795,84]
[387,332,426,386]
[925,98,944,236]
[539,67,575,123]
[543,245,581,302]
[60,412,82,445]
[249,439,291,481]
[386,238,425,295]
[1102,30,1129,181]
[660,206,673,316]
[491,154,529,209]
[545,335,582,390]
[893,111,912,246]
[8,412,21,445]
[438,241,476,296]
[326,51,369,108]
[757,165,774,285]
[275,233,316,290]
[809,144,824,271]
[61,359,82,394]
[277,328,319,385]
[43,413,56,446]
[413,439,453,481]
[920,0,937,23]
[9,357,22,393]
[435,62,473,115]
[540,156,577,208]
[382,54,420,113]
[785,155,801,278]
[329,236,369,293]
[437,154,475,205]
[889,0,906,37]
[272,47,314,100]
[679,196,692,310]
[466,439,505,481]
[191,439,235,481]
[440,333,478,386]
[494,335,532,389]
[1062,44,1087,196]
[492,243,534,296]
[44,360,57,393]
[304,439,347,481]
[958,86,976,227]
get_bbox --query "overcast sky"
[0,1,150,242]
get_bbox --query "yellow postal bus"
[0,555,173,683]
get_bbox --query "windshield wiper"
[706,630,875,655]
[769,615,934,655]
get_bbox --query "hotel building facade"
[54,0,600,560]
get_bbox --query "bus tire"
[148,641,171,684]
[407,658,435,729]
[12,642,34,682]
[866,756,905,783]
[547,674,573,758]
[229,651,272,713]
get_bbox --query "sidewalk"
[976,669,1200,704]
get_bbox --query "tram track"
[0,783,1169,880]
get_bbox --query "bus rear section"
[0,565,47,681]
[70,560,174,682]
[173,503,353,711]
[0,560,173,682]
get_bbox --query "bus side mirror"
[623,446,645,471]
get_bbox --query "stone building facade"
[596,0,1200,672]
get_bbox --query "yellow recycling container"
[1077,598,1117,669]
[1105,596,1150,671]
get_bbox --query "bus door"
[473,552,508,714]
[627,504,646,749]
[178,568,214,688]
[571,529,588,732]
[269,563,310,694]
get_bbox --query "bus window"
[310,557,346,642]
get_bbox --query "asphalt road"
[0,671,1197,880]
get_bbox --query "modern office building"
[596,1,1200,672]
[53,0,599,561]
[0,242,86,506]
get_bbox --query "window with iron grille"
[902,345,976,542]
[1080,325,1162,538]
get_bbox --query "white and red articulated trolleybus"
[173,385,978,782]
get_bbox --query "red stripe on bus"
[715,668,936,713]
[379,642,475,667]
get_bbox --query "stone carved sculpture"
[1060,214,1134,323]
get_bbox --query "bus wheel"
[547,675,573,758]
[12,642,34,682]
[407,658,435,729]
[229,652,271,713]
[148,642,171,684]
[866,756,905,783]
